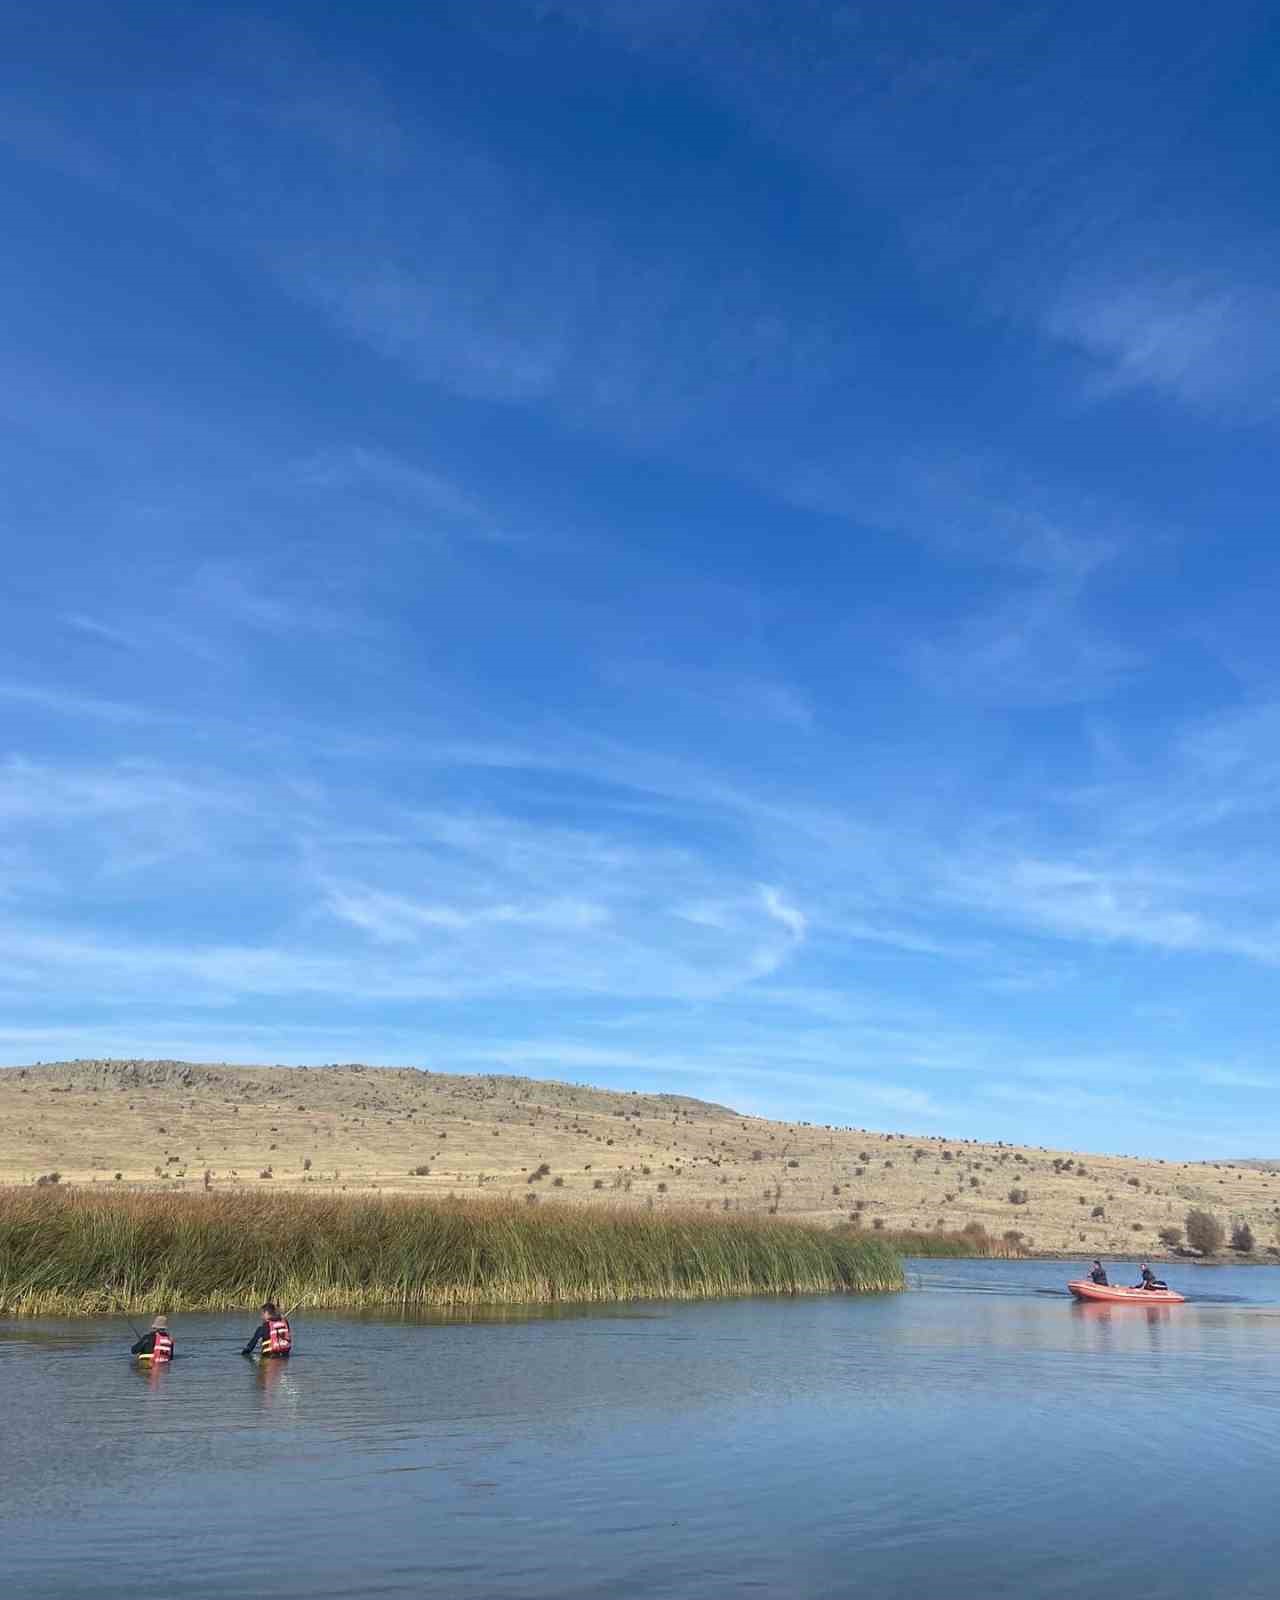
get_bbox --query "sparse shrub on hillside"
[1158,1226,1182,1248]
[1126,1177,1140,1188]
[1231,1220,1255,1253]
[35,1173,61,1187]
[410,1165,431,1176]
[1185,1209,1224,1254]
[1091,1205,1105,1220]
[1008,1187,1028,1205]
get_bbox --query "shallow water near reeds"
[4,1257,1280,1599]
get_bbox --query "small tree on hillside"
[1185,1208,1224,1254]
[1158,1226,1182,1249]
[1230,1219,1255,1254]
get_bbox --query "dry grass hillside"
[3,1059,1278,1258]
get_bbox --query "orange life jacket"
[264,1315,291,1355]
[147,1329,174,1362]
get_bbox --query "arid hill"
[2,1059,1277,1257]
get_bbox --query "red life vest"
[151,1329,174,1362]
[265,1315,291,1355]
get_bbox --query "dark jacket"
[131,1331,173,1355]
[1089,1266,1108,1285]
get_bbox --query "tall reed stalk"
[0,1188,904,1315]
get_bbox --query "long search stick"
[112,1294,145,1343]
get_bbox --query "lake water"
[4,1258,1279,1598]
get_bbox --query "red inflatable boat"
[1067,1279,1185,1305]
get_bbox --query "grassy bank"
[0,1189,905,1315]
[872,1225,1025,1258]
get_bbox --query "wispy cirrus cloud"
[905,582,1140,707]
[782,448,1125,582]
[190,564,361,637]
[288,446,516,543]
[325,884,609,943]
[1043,268,1280,420]
[0,680,158,725]
[603,659,815,731]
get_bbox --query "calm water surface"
[4,1259,1279,1598]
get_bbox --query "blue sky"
[3,2,1279,1156]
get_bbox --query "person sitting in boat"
[131,1315,174,1362]
[242,1301,292,1358]
[1088,1260,1109,1285]
[1135,1263,1168,1291]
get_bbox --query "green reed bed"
[0,1188,905,1315]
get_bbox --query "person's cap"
[151,1315,168,1328]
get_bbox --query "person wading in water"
[242,1301,293,1358]
[131,1315,175,1362]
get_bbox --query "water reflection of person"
[250,1347,299,1415]
[254,1355,287,1394]
[131,1354,170,1389]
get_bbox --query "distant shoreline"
[1022,1248,1278,1267]
[4,1059,1279,1261]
